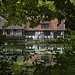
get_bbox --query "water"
[0,43,65,65]
[0,44,64,55]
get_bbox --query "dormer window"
[41,23,49,29]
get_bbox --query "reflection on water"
[0,43,65,66]
[26,45,64,50]
[0,44,64,55]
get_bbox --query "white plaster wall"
[50,32,54,38]
[34,31,44,40]
[32,36,35,40]
[3,30,5,35]
[26,36,28,38]
[44,36,47,38]
[8,30,22,35]
[17,30,22,35]
[3,30,7,35]
[48,36,50,38]
[25,31,65,40]
[10,30,13,35]
[29,36,31,38]
[10,30,22,35]
[57,36,60,38]
[61,31,64,38]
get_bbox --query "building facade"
[0,17,25,35]
[25,18,65,41]
[0,16,65,41]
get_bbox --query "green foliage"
[0,32,6,45]
[0,55,13,75]
[33,29,75,75]
[0,0,75,30]
[6,34,24,37]
[0,29,75,75]
[0,0,75,75]
[0,1,61,28]
[0,32,16,45]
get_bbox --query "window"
[54,31,58,38]
[44,31,50,36]
[41,56,49,62]
[41,24,49,29]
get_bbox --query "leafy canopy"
[0,0,75,30]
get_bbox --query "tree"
[33,29,75,75]
[0,0,75,75]
[0,0,55,28]
[0,0,75,30]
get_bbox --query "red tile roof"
[0,19,25,30]
[0,16,65,31]
[26,18,65,31]
[6,25,25,29]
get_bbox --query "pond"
[0,43,66,66]
[0,43,65,55]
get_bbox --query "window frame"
[41,23,49,29]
